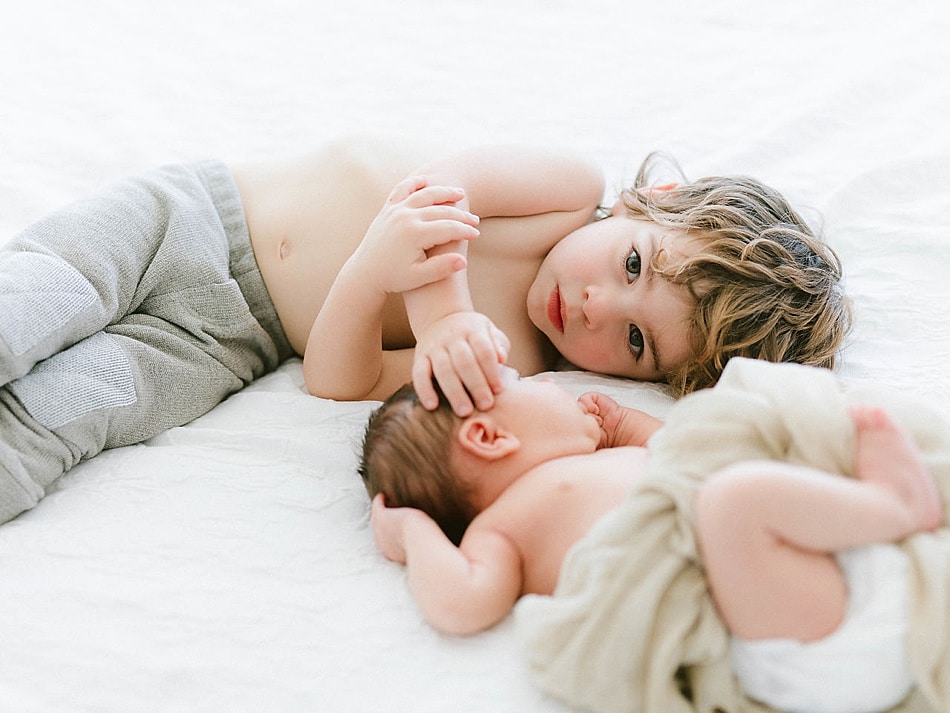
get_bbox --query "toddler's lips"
[547,287,564,333]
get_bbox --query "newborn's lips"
[547,287,564,333]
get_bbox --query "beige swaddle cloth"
[516,358,950,713]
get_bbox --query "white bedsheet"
[1,1,948,711]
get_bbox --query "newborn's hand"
[579,391,663,448]
[370,493,434,565]
[579,391,625,448]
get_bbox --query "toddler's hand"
[412,311,510,416]
[351,176,480,296]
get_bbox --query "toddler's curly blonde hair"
[621,153,852,396]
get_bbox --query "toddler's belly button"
[279,241,290,260]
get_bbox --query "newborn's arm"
[371,495,523,635]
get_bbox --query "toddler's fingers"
[489,326,510,367]
[468,332,504,398]
[419,219,480,250]
[412,253,467,288]
[446,343,495,413]
[429,350,476,417]
[387,175,427,204]
[411,358,441,411]
[407,184,466,208]
[418,203,480,228]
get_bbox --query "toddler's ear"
[456,416,520,461]
[611,183,678,216]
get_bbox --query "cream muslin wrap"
[515,358,950,713]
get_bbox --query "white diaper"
[730,543,914,713]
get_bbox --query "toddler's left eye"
[628,325,644,357]
[625,250,641,282]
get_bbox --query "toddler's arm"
[579,391,663,448]
[404,146,604,415]
[371,494,523,636]
[304,177,480,402]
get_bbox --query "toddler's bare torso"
[231,136,561,379]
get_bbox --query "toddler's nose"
[582,285,610,328]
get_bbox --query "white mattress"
[1,1,948,711]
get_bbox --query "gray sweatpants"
[0,161,294,524]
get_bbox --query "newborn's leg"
[697,409,939,643]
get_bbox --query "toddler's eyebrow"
[649,332,663,376]
[642,235,665,376]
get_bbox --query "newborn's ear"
[456,416,520,461]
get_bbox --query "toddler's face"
[527,213,696,383]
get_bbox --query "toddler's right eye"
[628,325,644,357]
[625,249,641,282]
